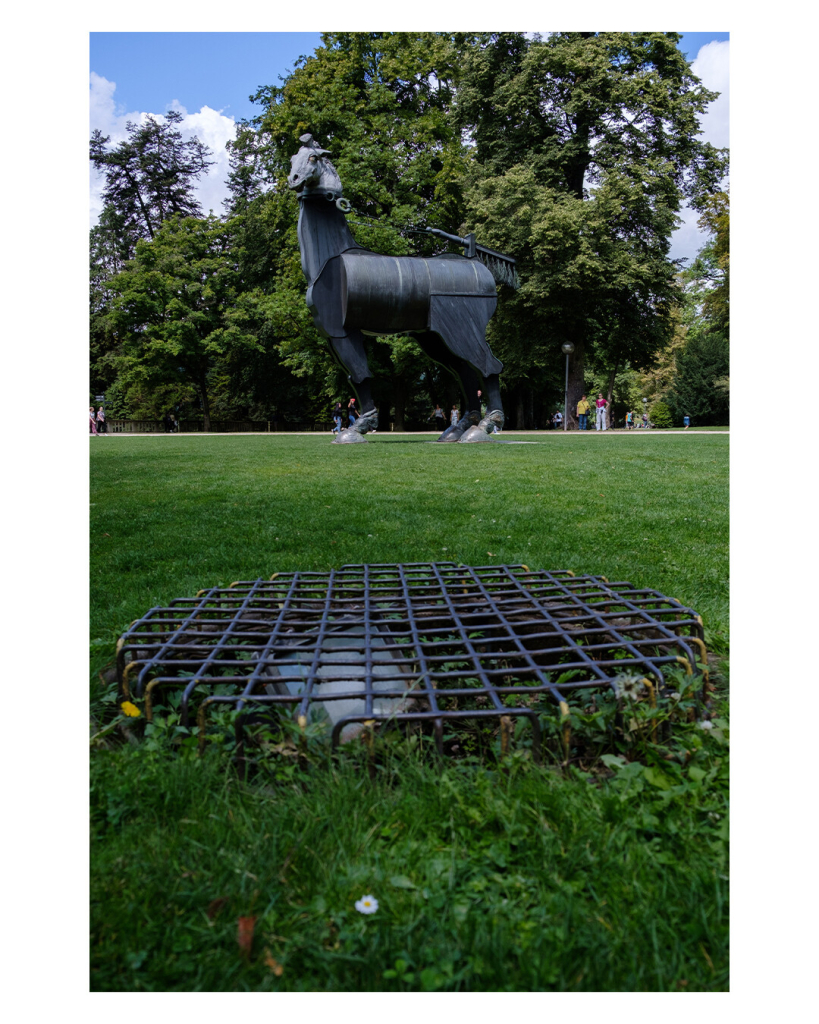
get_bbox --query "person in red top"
[595,393,608,431]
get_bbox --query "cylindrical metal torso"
[341,253,496,335]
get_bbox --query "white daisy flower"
[612,674,645,699]
[355,894,379,915]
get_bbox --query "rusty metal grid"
[116,562,706,756]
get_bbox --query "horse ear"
[299,133,314,145]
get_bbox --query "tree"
[90,204,133,399]
[223,124,269,216]
[246,32,468,235]
[688,189,729,334]
[106,215,261,430]
[90,111,214,258]
[659,189,729,425]
[666,331,729,425]
[90,112,217,408]
[455,32,728,426]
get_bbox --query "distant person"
[450,404,459,426]
[553,409,563,429]
[163,412,174,433]
[577,395,590,430]
[625,410,634,430]
[641,411,648,428]
[89,406,98,435]
[332,401,343,434]
[432,404,446,433]
[683,414,691,430]
[347,397,357,425]
[95,406,107,434]
[595,393,608,431]
[475,389,498,431]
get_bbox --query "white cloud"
[89,73,237,227]
[174,104,238,216]
[691,41,729,149]
[669,40,729,264]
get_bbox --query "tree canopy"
[106,215,260,429]
[91,110,214,254]
[454,32,728,423]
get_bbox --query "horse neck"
[297,195,360,283]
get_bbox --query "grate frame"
[116,562,706,759]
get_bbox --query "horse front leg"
[328,330,379,444]
[482,374,504,423]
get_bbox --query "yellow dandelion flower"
[121,701,141,718]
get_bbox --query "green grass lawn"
[90,431,729,992]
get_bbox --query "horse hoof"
[333,430,368,443]
[459,426,497,443]
[439,410,479,441]
[436,426,463,442]
[459,409,504,442]
[333,409,378,443]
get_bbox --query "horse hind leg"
[411,331,481,442]
[425,300,505,442]
[460,372,505,442]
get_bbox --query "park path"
[94,428,728,437]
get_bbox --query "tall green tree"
[662,189,729,425]
[688,189,729,335]
[90,111,214,256]
[455,32,728,426]
[245,32,468,235]
[90,112,217,406]
[666,330,729,425]
[90,203,134,399]
[106,215,261,430]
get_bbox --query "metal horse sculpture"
[287,134,513,443]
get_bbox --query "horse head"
[288,134,343,199]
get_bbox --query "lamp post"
[561,343,574,431]
[642,397,648,428]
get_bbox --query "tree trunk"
[516,389,525,431]
[393,373,406,431]
[200,380,211,432]
[566,338,586,430]
[606,363,619,427]
[606,363,618,406]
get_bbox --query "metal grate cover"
[117,563,707,757]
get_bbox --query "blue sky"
[89,32,729,262]
[90,32,728,129]
[90,33,325,126]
